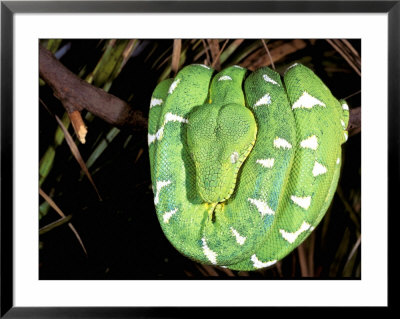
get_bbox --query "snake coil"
[148,63,349,271]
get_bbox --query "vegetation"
[39,39,361,279]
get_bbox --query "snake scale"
[148,63,349,271]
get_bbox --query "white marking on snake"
[312,161,327,177]
[230,152,239,164]
[336,158,340,164]
[154,180,172,205]
[163,208,178,223]
[300,135,318,150]
[201,238,218,264]
[251,254,277,269]
[148,127,164,146]
[233,65,245,69]
[196,64,211,69]
[341,119,346,129]
[164,112,188,124]
[150,97,163,109]
[292,91,326,109]
[291,195,312,210]
[254,94,271,107]
[284,63,300,76]
[286,63,299,72]
[263,74,279,85]
[218,75,232,81]
[274,137,292,149]
[148,112,188,146]
[168,79,180,94]
[342,103,349,110]
[230,227,246,245]
[256,158,275,168]
[248,198,275,216]
[344,131,348,141]
[280,221,312,243]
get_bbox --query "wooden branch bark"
[348,106,361,136]
[39,44,360,136]
[39,45,147,130]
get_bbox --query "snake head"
[187,102,257,204]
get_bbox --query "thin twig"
[39,188,87,256]
[201,39,211,66]
[241,39,307,70]
[342,39,361,58]
[171,39,182,75]
[211,39,229,69]
[194,263,209,276]
[200,264,219,276]
[336,39,361,69]
[69,110,87,144]
[261,39,275,70]
[39,215,73,235]
[307,232,315,277]
[326,39,361,76]
[218,266,235,277]
[275,261,283,277]
[55,112,103,201]
[297,243,309,277]
[207,39,220,70]
[336,186,361,232]
[345,235,361,265]
[342,89,361,101]
[40,99,103,201]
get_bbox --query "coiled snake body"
[148,63,349,271]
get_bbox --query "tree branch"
[39,45,147,130]
[348,106,361,136]
[39,44,360,136]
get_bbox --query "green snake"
[148,63,349,271]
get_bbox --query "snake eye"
[230,152,239,164]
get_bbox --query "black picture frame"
[1,1,397,317]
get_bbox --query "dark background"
[39,39,361,279]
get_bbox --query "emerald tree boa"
[148,63,349,271]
